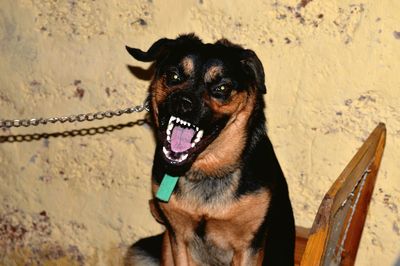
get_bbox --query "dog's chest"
[157,175,271,264]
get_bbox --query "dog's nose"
[179,96,193,113]
[170,93,195,115]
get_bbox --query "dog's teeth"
[163,146,169,156]
[166,122,173,137]
[187,122,191,127]
[169,116,176,125]
[197,130,203,139]
[181,154,188,161]
[196,127,199,131]
[176,118,180,123]
[194,130,203,143]
[167,135,171,142]
[191,143,195,148]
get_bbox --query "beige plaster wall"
[0,0,399,265]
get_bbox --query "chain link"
[0,99,150,129]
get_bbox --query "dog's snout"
[169,93,196,115]
[180,96,193,113]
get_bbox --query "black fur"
[126,34,294,265]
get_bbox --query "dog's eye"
[216,85,226,92]
[211,84,232,100]
[166,69,183,85]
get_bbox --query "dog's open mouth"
[162,116,204,164]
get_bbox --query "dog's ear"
[240,49,267,94]
[126,38,176,62]
[126,34,202,63]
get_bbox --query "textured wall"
[0,0,399,265]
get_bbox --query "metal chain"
[0,99,150,129]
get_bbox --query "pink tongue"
[171,125,195,153]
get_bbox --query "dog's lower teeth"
[163,146,170,156]
[163,145,189,163]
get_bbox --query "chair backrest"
[300,123,386,266]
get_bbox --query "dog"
[125,34,295,266]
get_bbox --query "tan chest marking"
[158,189,271,250]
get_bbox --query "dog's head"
[127,34,266,175]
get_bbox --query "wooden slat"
[340,126,386,265]
[295,226,310,265]
[300,123,386,266]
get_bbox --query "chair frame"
[295,123,386,266]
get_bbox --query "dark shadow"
[127,63,156,81]
[0,118,152,144]
[395,255,400,266]
[124,233,163,266]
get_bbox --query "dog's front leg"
[231,249,264,266]
[162,231,196,266]
[160,232,174,266]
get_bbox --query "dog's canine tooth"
[163,146,169,156]
[197,130,203,139]
[181,154,188,161]
[191,143,195,148]
[194,130,203,143]
[169,116,176,125]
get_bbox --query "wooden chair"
[294,123,386,266]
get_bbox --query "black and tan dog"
[125,34,294,266]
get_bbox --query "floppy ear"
[240,49,267,94]
[125,38,176,62]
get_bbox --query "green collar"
[155,174,179,202]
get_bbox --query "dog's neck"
[175,168,241,208]
[189,92,261,177]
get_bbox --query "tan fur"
[182,56,195,76]
[192,91,256,176]
[204,65,223,83]
[150,79,168,127]
[156,189,271,266]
